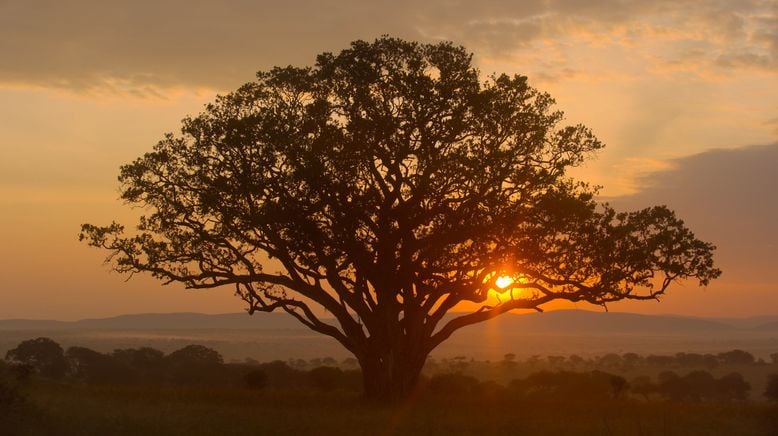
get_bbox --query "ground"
[2,382,776,436]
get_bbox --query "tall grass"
[3,382,776,436]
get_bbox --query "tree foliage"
[5,337,68,380]
[766,374,778,402]
[80,37,720,401]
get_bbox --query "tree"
[243,368,268,390]
[66,346,136,385]
[715,372,750,401]
[112,347,165,380]
[166,345,223,366]
[5,337,68,380]
[765,374,778,402]
[629,375,656,400]
[164,344,225,385]
[717,349,755,366]
[80,37,720,402]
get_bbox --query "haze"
[1,0,776,320]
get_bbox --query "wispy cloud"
[766,117,778,135]
[1,0,776,95]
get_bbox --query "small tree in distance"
[766,374,778,402]
[5,337,68,380]
[80,37,720,402]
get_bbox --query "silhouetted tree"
[765,374,778,402]
[630,375,656,400]
[715,372,750,401]
[80,37,721,402]
[66,346,136,384]
[257,360,305,388]
[165,344,225,385]
[769,353,778,365]
[243,368,268,390]
[0,361,25,410]
[341,357,359,369]
[597,353,623,370]
[428,373,481,396]
[621,352,641,369]
[682,370,716,401]
[510,370,622,399]
[567,354,586,368]
[717,349,755,365]
[675,352,707,367]
[5,338,68,380]
[501,353,517,370]
[547,355,565,367]
[112,347,165,380]
[167,345,223,366]
[646,354,675,367]
[609,374,629,398]
[656,371,685,401]
[308,366,344,392]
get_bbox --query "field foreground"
[3,382,777,436]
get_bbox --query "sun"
[495,275,514,289]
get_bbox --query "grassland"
[3,381,777,436]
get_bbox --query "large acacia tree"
[81,37,720,402]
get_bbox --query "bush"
[308,366,343,392]
[509,370,623,400]
[66,346,137,385]
[717,350,755,366]
[656,370,750,402]
[5,337,68,380]
[765,374,778,402]
[428,373,481,396]
[630,375,656,400]
[164,344,227,385]
[244,369,268,390]
[715,372,750,401]
[0,361,26,413]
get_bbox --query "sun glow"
[495,275,514,289]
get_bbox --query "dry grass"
[2,382,776,436]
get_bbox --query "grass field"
[3,382,777,436]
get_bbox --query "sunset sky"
[1,0,776,320]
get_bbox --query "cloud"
[608,144,778,281]
[1,0,776,95]
[0,1,425,93]
[767,117,778,135]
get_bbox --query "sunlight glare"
[495,275,514,289]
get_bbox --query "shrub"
[308,366,343,392]
[5,337,68,380]
[0,361,26,413]
[765,374,778,402]
[428,373,481,396]
[244,369,268,390]
[715,372,750,401]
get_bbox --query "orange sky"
[1,0,777,320]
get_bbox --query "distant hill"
[0,312,304,331]
[0,309,755,334]
[711,315,778,329]
[470,310,736,335]
[3,310,777,361]
[753,320,778,331]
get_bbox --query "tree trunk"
[358,349,428,403]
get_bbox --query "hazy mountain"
[0,310,749,334]
[0,312,303,331]
[3,310,777,362]
[753,320,778,331]
[469,310,736,335]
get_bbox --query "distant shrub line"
[3,337,778,403]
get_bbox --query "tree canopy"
[81,37,720,401]
[5,337,68,380]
